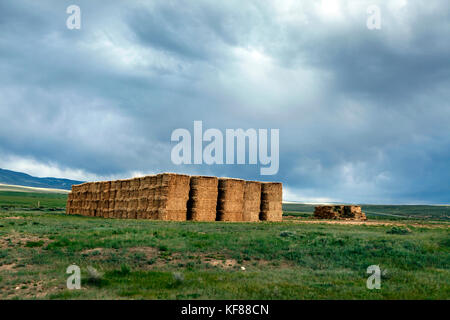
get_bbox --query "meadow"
[0,191,448,299]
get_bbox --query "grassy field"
[0,190,67,210]
[0,191,448,299]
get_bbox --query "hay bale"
[216,178,244,222]
[110,180,120,191]
[187,176,218,221]
[142,175,157,220]
[127,198,138,219]
[314,205,341,219]
[344,205,366,220]
[243,181,261,222]
[314,205,367,220]
[260,182,282,222]
[113,199,126,219]
[71,184,82,194]
[155,173,190,221]
[66,192,73,215]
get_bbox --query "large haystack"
[187,176,218,221]
[260,182,283,222]
[216,178,244,222]
[66,173,283,223]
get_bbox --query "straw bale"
[187,176,218,221]
[259,182,283,222]
[242,181,261,222]
[314,205,367,220]
[216,178,244,222]
[155,173,190,221]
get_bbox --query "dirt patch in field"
[80,248,118,262]
[0,233,51,249]
[205,258,237,269]
[124,250,244,270]
[0,263,16,271]
[81,248,106,255]
[128,246,159,256]
[3,279,63,299]
[3,216,24,220]
[80,246,161,263]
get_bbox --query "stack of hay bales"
[344,205,366,220]
[314,205,367,220]
[87,182,95,217]
[66,173,283,222]
[260,182,283,222]
[187,176,218,221]
[120,179,130,218]
[68,184,83,215]
[243,181,261,222]
[138,176,151,219]
[126,178,139,219]
[74,184,81,215]
[81,183,89,216]
[67,183,88,216]
[216,178,244,222]
[155,173,191,221]
[313,205,339,219]
[109,181,118,218]
[66,192,74,214]
[146,175,158,220]
[113,180,123,218]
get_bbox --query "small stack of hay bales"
[260,182,283,222]
[216,178,244,222]
[119,179,128,219]
[187,176,218,221]
[344,205,366,220]
[113,180,124,219]
[109,181,118,218]
[138,176,151,219]
[146,175,158,220]
[243,181,261,222]
[156,173,191,221]
[67,184,82,215]
[313,205,338,219]
[314,205,366,220]
[66,191,74,215]
[127,178,140,219]
[81,183,89,216]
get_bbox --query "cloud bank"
[0,0,449,203]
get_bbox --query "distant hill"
[0,168,84,190]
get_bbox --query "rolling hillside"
[0,168,84,190]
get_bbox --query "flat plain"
[0,190,448,299]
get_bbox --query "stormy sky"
[0,0,449,204]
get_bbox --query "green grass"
[0,191,67,209]
[0,191,448,299]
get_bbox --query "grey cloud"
[0,0,449,203]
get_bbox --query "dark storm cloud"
[0,0,449,203]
